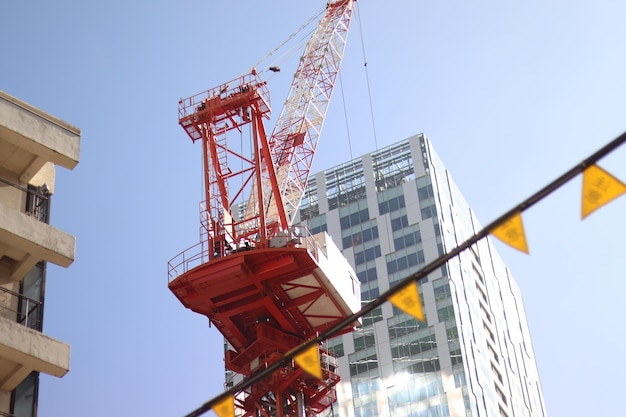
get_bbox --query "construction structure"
[298,134,547,417]
[0,91,80,417]
[168,1,360,416]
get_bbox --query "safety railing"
[0,286,42,331]
[167,240,210,283]
[177,72,270,120]
[167,226,327,283]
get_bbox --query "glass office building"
[297,134,546,417]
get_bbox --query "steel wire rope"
[257,27,318,85]
[181,131,626,417]
[337,68,381,376]
[351,2,395,345]
[244,6,325,80]
[355,1,379,150]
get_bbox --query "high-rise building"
[0,91,80,417]
[297,133,546,417]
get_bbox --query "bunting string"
[185,130,626,417]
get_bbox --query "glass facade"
[300,134,546,417]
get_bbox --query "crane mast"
[169,1,359,416]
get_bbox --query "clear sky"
[3,1,626,416]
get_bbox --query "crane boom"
[256,0,355,229]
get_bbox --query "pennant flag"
[212,394,235,417]
[490,212,529,254]
[294,344,322,379]
[581,164,626,219]
[389,282,425,322]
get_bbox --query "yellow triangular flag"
[294,344,322,379]
[581,164,626,219]
[490,212,529,254]
[212,394,235,417]
[389,282,424,322]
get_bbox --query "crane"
[168,1,360,416]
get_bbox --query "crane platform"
[168,229,360,366]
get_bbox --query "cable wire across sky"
[182,130,626,417]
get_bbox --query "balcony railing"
[0,176,50,223]
[0,286,42,331]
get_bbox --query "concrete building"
[0,91,80,417]
[297,134,546,417]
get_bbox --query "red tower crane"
[168,1,359,416]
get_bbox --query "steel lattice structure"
[169,2,358,416]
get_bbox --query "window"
[361,286,379,303]
[339,208,370,229]
[362,307,383,326]
[388,316,421,339]
[390,215,409,231]
[378,195,405,215]
[355,246,381,265]
[421,205,437,220]
[390,333,437,359]
[417,184,434,201]
[326,337,344,357]
[354,332,376,352]
[300,180,319,221]
[19,262,45,330]
[309,224,327,235]
[25,185,50,223]
[450,348,463,366]
[386,251,425,274]
[11,372,38,417]
[349,350,379,377]
[437,305,455,322]
[393,229,422,251]
[357,267,377,284]
[343,225,379,249]
[446,326,459,343]
[454,367,467,388]
[433,278,451,301]
[305,213,327,235]
[417,180,437,221]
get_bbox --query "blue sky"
[3,1,626,416]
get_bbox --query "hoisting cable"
[355,1,379,150]
[338,72,353,160]
[181,130,626,417]
[249,6,326,77]
[260,27,318,82]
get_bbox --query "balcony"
[0,91,79,184]
[0,316,70,391]
[0,286,69,391]
[0,201,75,284]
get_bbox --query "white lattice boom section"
[259,0,354,227]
